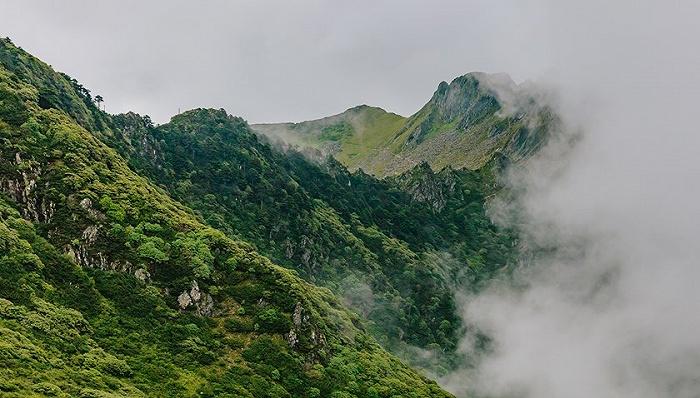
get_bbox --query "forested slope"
[0,37,451,397]
[106,109,515,373]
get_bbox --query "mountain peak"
[431,72,517,102]
[251,70,553,177]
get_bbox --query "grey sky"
[440,1,700,397]
[1,0,551,123]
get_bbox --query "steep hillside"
[0,196,144,396]
[0,37,452,397]
[253,73,554,177]
[107,107,515,374]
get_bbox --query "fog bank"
[445,1,700,397]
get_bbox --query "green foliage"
[0,84,29,126]
[255,308,291,333]
[255,74,554,177]
[171,233,215,280]
[136,239,169,262]
[106,103,518,374]
[99,196,125,222]
[0,37,454,397]
[318,121,354,142]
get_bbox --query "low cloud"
[445,1,700,397]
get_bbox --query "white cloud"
[445,1,700,396]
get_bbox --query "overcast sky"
[0,0,552,123]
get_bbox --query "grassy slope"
[333,106,407,167]
[253,105,406,171]
[0,37,451,397]
[253,74,552,177]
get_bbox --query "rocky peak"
[393,162,460,212]
[435,72,508,123]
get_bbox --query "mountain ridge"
[107,106,515,376]
[253,104,407,166]
[253,72,555,177]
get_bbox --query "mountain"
[105,108,514,374]
[253,105,407,166]
[0,37,454,397]
[253,72,555,176]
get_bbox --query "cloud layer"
[445,1,700,397]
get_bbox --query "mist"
[3,1,699,396]
[444,1,700,397]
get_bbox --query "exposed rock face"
[404,74,504,148]
[177,291,192,309]
[284,239,295,259]
[110,112,164,164]
[286,302,328,362]
[0,153,133,273]
[3,149,215,321]
[82,225,100,244]
[0,155,55,224]
[393,162,460,212]
[79,198,104,219]
[65,199,135,272]
[134,268,150,282]
[65,243,133,273]
[299,236,313,268]
[253,72,554,177]
[283,235,325,275]
[177,280,214,316]
[287,302,308,349]
[1,148,239,332]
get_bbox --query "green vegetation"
[5,42,521,377]
[0,34,540,395]
[0,37,453,397]
[105,107,516,375]
[254,74,554,177]
[253,105,407,172]
[318,121,354,142]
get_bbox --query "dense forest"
[0,36,546,397]
[106,107,517,373]
[0,37,452,397]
